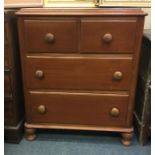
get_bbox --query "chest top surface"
[16,8,147,16]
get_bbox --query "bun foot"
[121,132,133,146]
[25,128,36,141]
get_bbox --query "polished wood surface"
[4,47,9,67]
[25,128,36,141]
[17,8,146,145]
[16,8,147,16]
[81,18,137,53]
[121,132,133,146]
[24,19,78,53]
[4,0,43,8]
[4,9,24,143]
[26,55,133,90]
[25,122,134,141]
[23,17,138,54]
[25,122,134,132]
[4,73,12,100]
[29,91,129,126]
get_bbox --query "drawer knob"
[103,33,113,43]
[45,33,55,43]
[35,70,44,80]
[110,107,120,117]
[113,71,123,80]
[37,105,46,114]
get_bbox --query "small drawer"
[26,55,133,91]
[80,18,137,53]
[29,91,129,127]
[24,19,78,53]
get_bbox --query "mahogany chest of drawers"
[16,8,146,145]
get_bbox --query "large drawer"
[29,91,129,127]
[26,55,133,91]
[80,18,137,53]
[24,19,78,53]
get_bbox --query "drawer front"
[29,92,129,127]
[24,19,78,53]
[81,18,137,53]
[26,56,133,91]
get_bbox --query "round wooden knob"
[37,105,46,114]
[35,70,44,80]
[113,71,123,80]
[44,33,55,43]
[110,107,120,117]
[102,33,113,43]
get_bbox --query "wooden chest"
[4,9,24,143]
[16,8,146,146]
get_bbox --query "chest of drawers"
[16,8,146,146]
[4,9,24,143]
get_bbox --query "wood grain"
[16,8,147,16]
[81,18,137,53]
[28,91,129,126]
[4,9,24,143]
[17,8,146,144]
[24,19,78,53]
[25,122,134,132]
[26,55,133,91]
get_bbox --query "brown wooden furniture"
[134,30,151,145]
[4,9,24,143]
[16,8,146,146]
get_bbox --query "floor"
[5,130,151,155]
